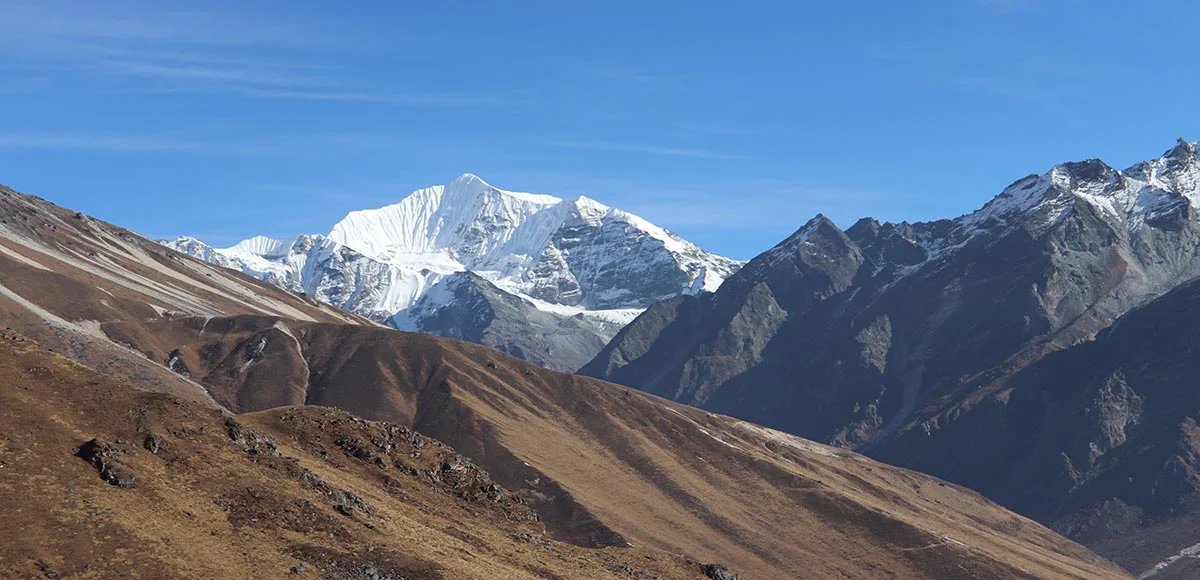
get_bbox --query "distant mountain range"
[165,174,740,371]
[0,182,1124,579]
[583,138,1200,577]
[19,138,1200,576]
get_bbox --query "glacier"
[164,173,741,370]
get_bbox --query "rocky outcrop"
[74,439,136,488]
[701,563,740,580]
[409,272,615,371]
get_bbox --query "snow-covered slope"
[164,174,740,370]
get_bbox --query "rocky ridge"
[583,139,1200,576]
[166,174,740,371]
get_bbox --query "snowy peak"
[801,213,841,234]
[165,174,741,369]
[755,214,856,269]
[1144,139,1200,198]
[706,138,1200,300]
[1049,159,1121,191]
[229,235,302,259]
[1163,137,1198,163]
[954,139,1200,239]
[770,214,842,252]
[319,174,740,307]
[568,196,611,222]
[446,172,561,205]
[327,174,565,268]
[449,172,492,192]
[164,235,210,255]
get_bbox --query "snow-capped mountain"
[590,137,1200,442]
[165,174,741,370]
[583,138,1200,570]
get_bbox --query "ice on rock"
[164,173,742,339]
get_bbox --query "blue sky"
[0,0,1197,259]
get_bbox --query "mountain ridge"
[166,174,740,370]
[582,138,1200,576]
[0,181,1130,579]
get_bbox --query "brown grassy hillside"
[0,184,1131,579]
[0,331,715,579]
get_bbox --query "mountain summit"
[582,139,1200,574]
[166,174,740,371]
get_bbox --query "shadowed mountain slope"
[876,276,1200,578]
[0,183,1129,579]
[580,140,1200,576]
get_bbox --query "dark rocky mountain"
[582,139,1200,576]
[0,183,1128,579]
[409,270,615,367]
[882,275,1200,578]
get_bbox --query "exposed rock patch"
[74,439,135,488]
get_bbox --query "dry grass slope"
[0,184,1132,579]
[0,331,712,579]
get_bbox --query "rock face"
[409,271,615,368]
[701,563,740,580]
[74,439,136,488]
[882,276,1200,576]
[582,139,1200,574]
[165,174,740,371]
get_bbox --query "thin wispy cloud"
[867,38,1082,113]
[978,0,1030,12]
[244,183,405,207]
[532,139,745,160]
[0,75,50,95]
[233,87,513,107]
[0,2,512,108]
[0,133,266,155]
[563,62,686,99]
[0,1,295,48]
[593,65,660,86]
[95,60,325,88]
[0,132,406,157]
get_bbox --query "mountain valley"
[0,181,1131,578]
